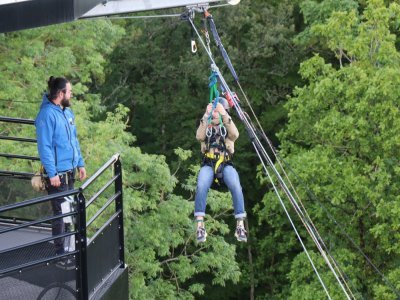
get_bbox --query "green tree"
[0,19,244,299]
[98,2,307,298]
[76,104,243,299]
[0,19,124,207]
[258,0,400,298]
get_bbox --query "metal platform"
[0,223,51,251]
[1,117,128,299]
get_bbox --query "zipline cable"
[250,121,361,299]
[202,12,360,299]
[84,3,231,21]
[277,155,400,299]
[106,14,181,20]
[187,14,336,299]
[188,10,356,299]
[253,145,332,300]
[84,5,397,298]
[247,116,358,298]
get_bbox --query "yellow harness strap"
[214,155,225,183]
[204,152,230,184]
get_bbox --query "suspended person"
[35,76,87,255]
[194,97,247,243]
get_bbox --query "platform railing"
[0,116,125,299]
[0,116,39,163]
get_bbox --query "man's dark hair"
[47,76,69,100]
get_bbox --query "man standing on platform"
[35,76,87,255]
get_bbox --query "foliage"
[257,0,400,298]
[0,17,243,299]
[2,0,400,299]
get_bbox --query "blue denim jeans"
[194,164,246,219]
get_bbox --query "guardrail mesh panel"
[87,217,120,294]
[0,258,77,299]
[0,176,49,220]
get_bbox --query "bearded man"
[35,76,86,255]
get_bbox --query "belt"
[58,170,74,175]
[58,170,75,185]
[43,169,74,178]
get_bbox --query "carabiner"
[191,39,197,53]
[220,125,227,138]
[206,126,213,138]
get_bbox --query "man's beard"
[61,97,71,108]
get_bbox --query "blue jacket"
[35,94,85,178]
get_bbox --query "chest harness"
[203,106,232,188]
[202,59,236,188]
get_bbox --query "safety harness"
[203,71,232,188]
[202,133,232,189]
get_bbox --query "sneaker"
[235,225,247,242]
[196,227,207,243]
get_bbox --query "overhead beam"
[0,0,73,33]
[81,0,223,18]
[0,0,235,33]
[0,0,104,33]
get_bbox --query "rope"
[188,12,356,299]
[196,12,358,298]
[277,153,400,299]
[253,145,332,299]
[202,14,213,58]
[189,14,333,296]
[206,12,239,81]
[235,76,361,298]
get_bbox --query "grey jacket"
[196,112,239,155]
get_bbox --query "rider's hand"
[215,103,227,116]
[206,103,227,117]
[205,103,213,116]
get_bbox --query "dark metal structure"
[0,116,128,299]
[0,0,104,33]
[0,0,228,34]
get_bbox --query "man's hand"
[50,175,61,187]
[78,167,87,181]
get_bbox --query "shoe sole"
[235,233,247,242]
[197,232,207,243]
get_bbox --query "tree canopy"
[1,0,400,299]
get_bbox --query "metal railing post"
[76,192,88,300]
[114,157,125,267]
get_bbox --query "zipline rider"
[194,97,247,243]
